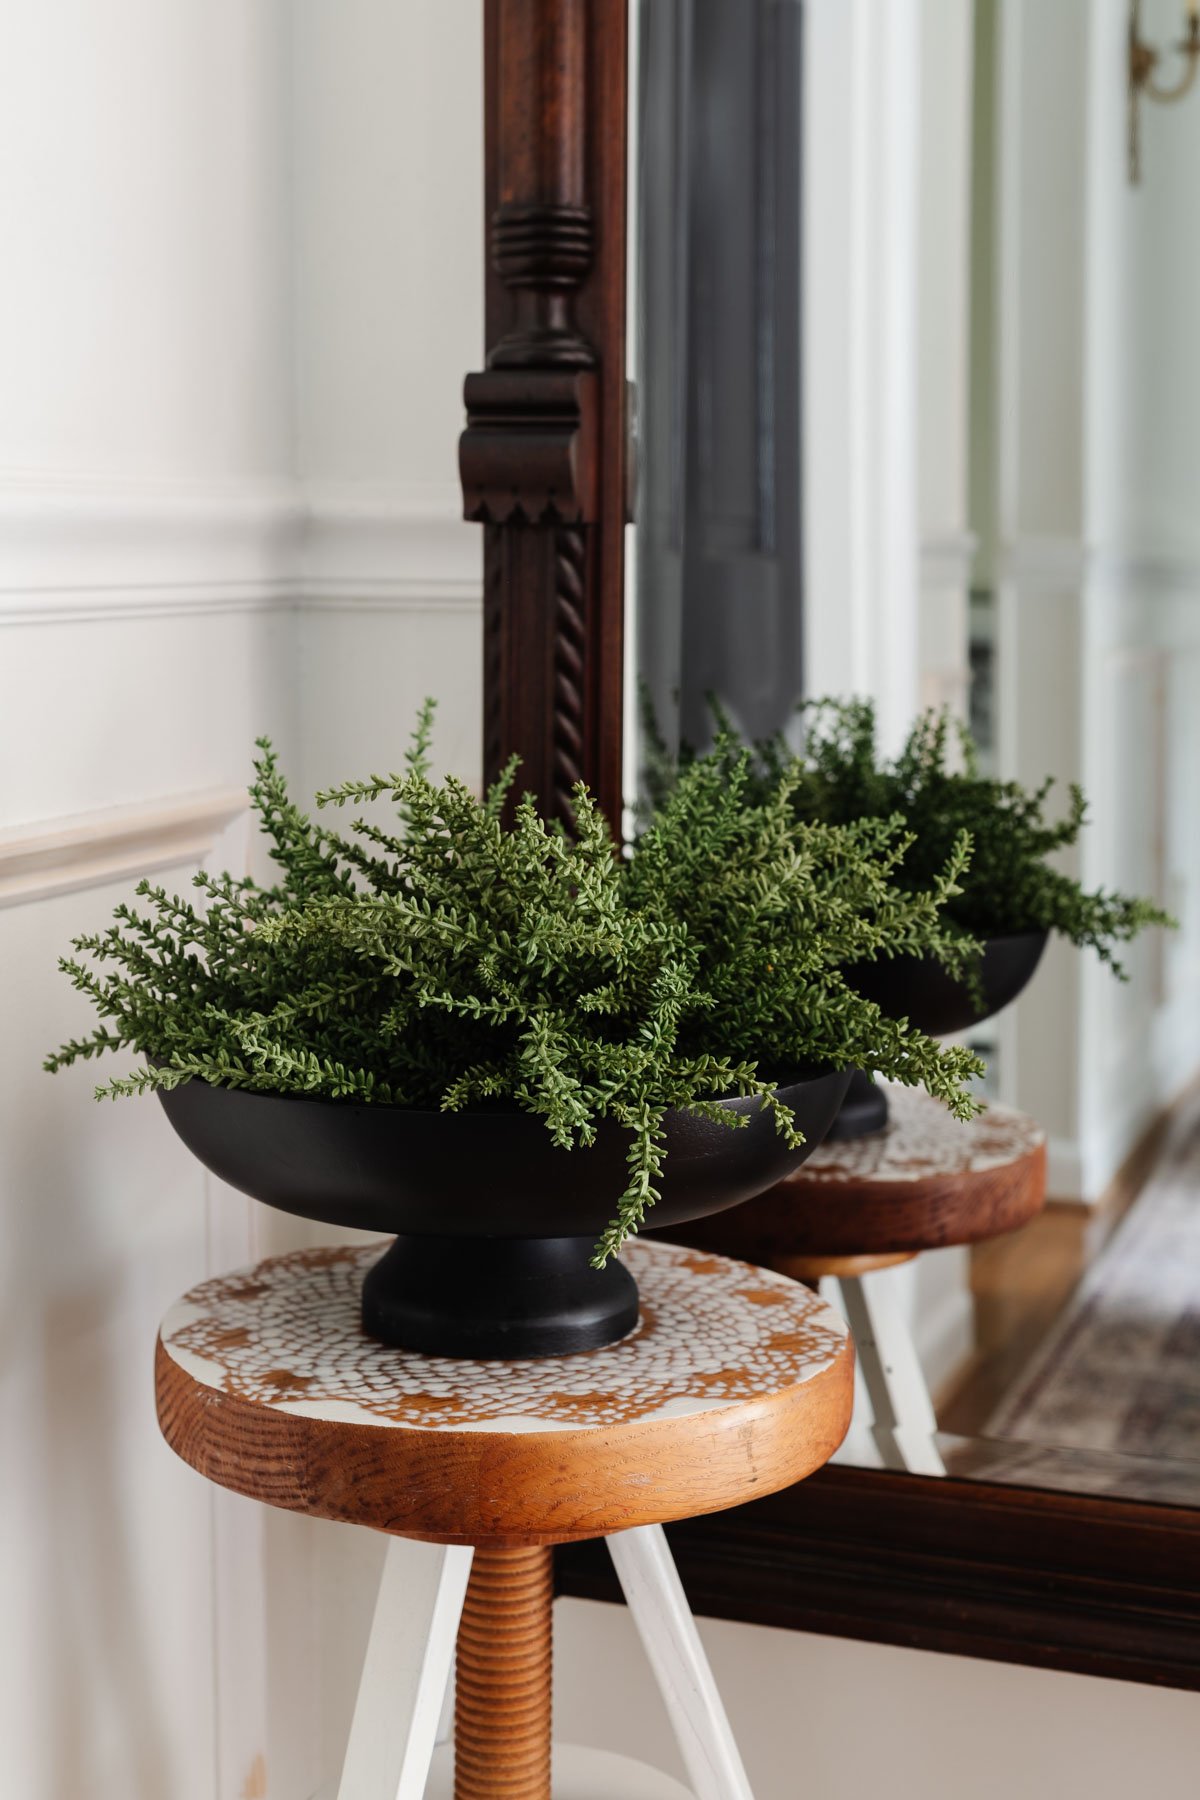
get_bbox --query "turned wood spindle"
[454,1545,554,1800]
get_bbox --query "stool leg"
[454,1545,554,1800]
[836,1272,946,1476]
[839,1283,886,1467]
[337,1537,473,1800]
[607,1524,753,1800]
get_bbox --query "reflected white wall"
[977,0,1200,1198]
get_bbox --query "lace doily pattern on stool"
[159,1237,848,1435]
[801,1083,1045,1185]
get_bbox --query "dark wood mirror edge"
[461,0,627,831]
[462,0,1200,1694]
[558,1467,1200,1691]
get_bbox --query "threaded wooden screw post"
[454,1545,554,1800]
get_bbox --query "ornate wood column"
[459,0,628,830]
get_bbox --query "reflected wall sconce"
[1129,0,1200,182]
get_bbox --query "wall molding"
[0,585,295,627]
[0,478,301,600]
[301,485,481,608]
[1090,543,1200,594]
[920,529,978,588]
[998,535,1093,591]
[0,790,247,908]
[0,477,482,623]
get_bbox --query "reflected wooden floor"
[937,1096,1186,1437]
[939,1205,1101,1434]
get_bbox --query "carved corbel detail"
[460,368,598,526]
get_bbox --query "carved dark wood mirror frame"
[458,0,1200,1692]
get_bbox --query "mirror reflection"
[632,0,1200,1504]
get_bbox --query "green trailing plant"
[46,707,982,1264]
[641,691,1173,976]
[781,699,1175,973]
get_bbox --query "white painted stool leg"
[607,1523,753,1800]
[829,1275,886,1468]
[336,1537,474,1800]
[837,1271,947,1476]
[434,1661,455,1747]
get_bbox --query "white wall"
[0,6,294,1795]
[554,1598,1200,1800]
[1077,0,1200,1187]
[983,0,1200,1196]
[8,4,1200,1799]
[290,0,483,803]
[0,0,291,484]
[0,3,481,1797]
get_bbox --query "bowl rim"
[153,1061,848,1121]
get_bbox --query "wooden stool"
[156,1236,852,1799]
[674,1085,1045,1475]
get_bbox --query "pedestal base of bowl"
[361,1233,640,1359]
[825,1069,889,1141]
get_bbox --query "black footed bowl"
[829,931,1050,1141]
[158,1068,851,1360]
[847,929,1049,1038]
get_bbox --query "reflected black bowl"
[826,931,1050,1141]
[846,930,1049,1039]
[158,1068,851,1359]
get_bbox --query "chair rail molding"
[301,483,480,609]
[1090,542,1200,595]
[998,534,1094,592]
[920,529,980,588]
[0,789,248,908]
[0,476,482,623]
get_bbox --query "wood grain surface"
[774,1251,917,1282]
[557,1461,1200,1692]
[675,1085,1047,1261]
[155,1238,853,1548]
[465,0,628,832]
[455,1546,553,1800]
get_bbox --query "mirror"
[627,0,1200,1510]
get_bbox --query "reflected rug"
[987,1109,1200,1462]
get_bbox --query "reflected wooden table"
[673,1084,1047,1475]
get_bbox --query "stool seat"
[156,1236,852,1548]
[675,1083,1046,1265]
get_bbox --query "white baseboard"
[1045,1135,1086,1201]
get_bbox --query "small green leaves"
[626,737,985,1121]
[47,701,988,1263]
[793,698,1176,972]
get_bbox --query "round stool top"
[156,1237,852,1547]
[675,1084,1046,1264]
